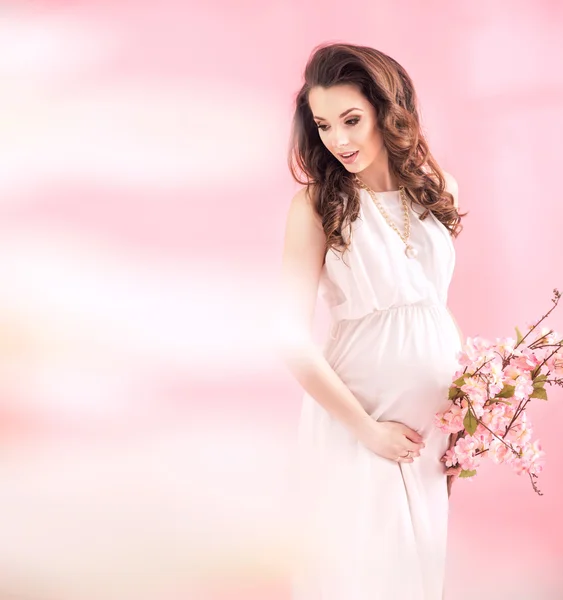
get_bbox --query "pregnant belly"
[324,304,462,432]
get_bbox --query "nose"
[330,126,350,152]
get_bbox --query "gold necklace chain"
[354,176,418,259]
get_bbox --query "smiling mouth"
[339,151,358,158]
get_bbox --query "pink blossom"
[506,413,533,446]
[486,359,506,392]
[461,377,488,405]
[480,403,510,436]
[525,317,547,333]
[434,412,450,433]
[512,428,532,446]
[434,403,466,434]
[514,374,535,401]
[458,336,495,368]
[534,327,557,346]
[454,435,482,471]
[474,424,493,447]
[547,352,563,376]
[503,364,524,381]
[457,352,473,368]
[439,309,560,493]
[512,349,542,372]
[488,438,513,464]
[495,337,517,355]
[511,440,545,476]
[442,447,458,468]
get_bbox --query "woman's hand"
[354,419,425,463]
[442,433,462,497]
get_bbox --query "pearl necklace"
[354,176,418,259]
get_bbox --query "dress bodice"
[318,187,455,323]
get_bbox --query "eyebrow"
[313,108,363,122]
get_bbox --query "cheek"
[363,125,383,150]
[356,123,376,146]
[320,132,336,152]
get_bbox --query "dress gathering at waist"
[327,300,450,341]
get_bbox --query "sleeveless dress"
[291,187,462,600]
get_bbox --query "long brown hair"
[288,42,466,257]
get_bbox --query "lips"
[338,150,359,164]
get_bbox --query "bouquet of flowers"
[436,289,563,495]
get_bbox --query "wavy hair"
[288,42,466,258]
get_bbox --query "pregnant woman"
[278,43,466,599]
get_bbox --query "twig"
[515,288,561,351]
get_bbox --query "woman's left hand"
[442,433,462,498]
[446,467,462,497]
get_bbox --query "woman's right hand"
[354,419,425,463]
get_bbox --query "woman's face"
[308,84,384,174]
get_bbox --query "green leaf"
[531,387,548,400]
[453,375,467,387]
[448,386,461,400]
[496,384,516,399]
[489,399,511,405]
[534,374,548,387]
[463,410,478,435]
[515,326,524,345]
[459,469,477,478]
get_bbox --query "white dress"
[291,187,462,600]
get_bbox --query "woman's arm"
[275,187,374,437]
[275,188,428,462]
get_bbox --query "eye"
[316,117,360,132]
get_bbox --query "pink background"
[0,1,562,598]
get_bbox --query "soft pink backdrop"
[0,1,562,598]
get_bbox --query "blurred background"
[0,0,562,598]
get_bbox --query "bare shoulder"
[278,185,326,342]
[292,184,318,209]
[287,185,323,232]
[283,184,325,256]
[291,185,314,208]
[442,171,459,209]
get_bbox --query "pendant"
[405,245,418,259]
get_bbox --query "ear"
[443,171,459,209]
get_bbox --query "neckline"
[358,188,401,204]
[358,187,412,217]
[357,187,399,195]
